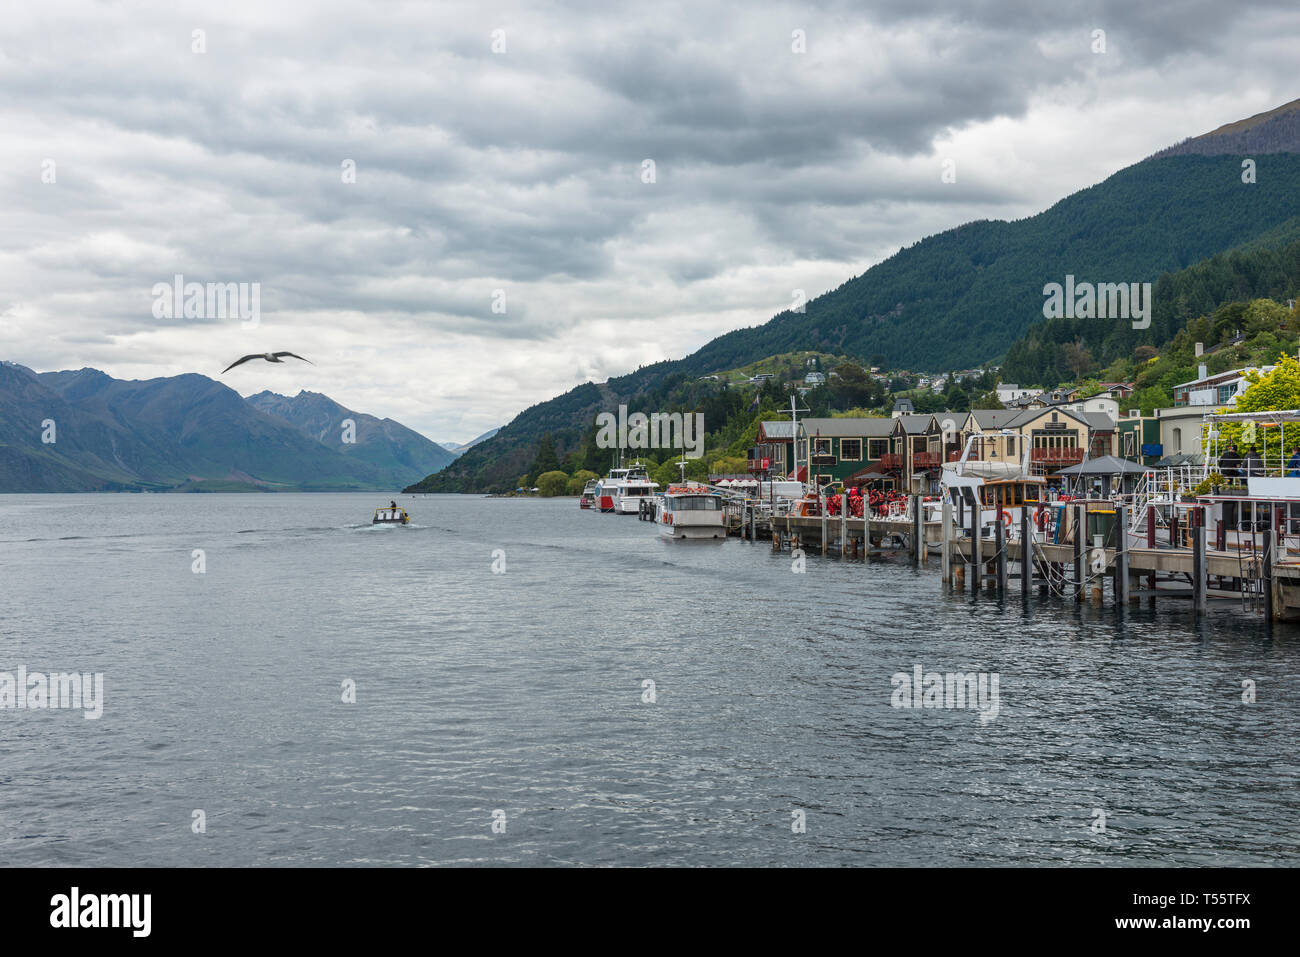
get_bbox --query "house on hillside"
[995,383,1035,406]
[1172,365,1269,407]
[1098,382,1135,401]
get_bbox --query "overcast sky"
[1,1,1297,443]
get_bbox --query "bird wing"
[273,352,313,364]
[221,355,264,374]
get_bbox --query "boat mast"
[789,393,809,486]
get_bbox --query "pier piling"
[1115,505,1130,604]
[994,516,1007,592]
[1264,527,1275,622]
[1020,505,1031,599]
[1073,504,1086,602]
[1192,509,1207,615]
[912,495,923,568]
[941,499,953,584]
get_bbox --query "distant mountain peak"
[1152,96,1300,159]
[1199,96,1300,138]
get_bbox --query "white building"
[996,383,1035,406]
[1172,365,1270,408]
[1156,406,1212,458]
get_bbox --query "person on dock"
[1288,447,1300,477]
[1220,443,1242,481]
[1243,445,1264,478]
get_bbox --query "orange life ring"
[1000,510,1013,532]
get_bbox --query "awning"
[845,468,890,485]
[1053,455,1150,476]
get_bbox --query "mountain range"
[439,428,500,457]
[0,362,452,492]
[411,97,1300,493]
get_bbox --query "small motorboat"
[372,505,410,525]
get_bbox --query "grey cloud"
[2,0,1299,438]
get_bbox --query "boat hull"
[658,521,725,539]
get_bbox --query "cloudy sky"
[1,1,1297,443]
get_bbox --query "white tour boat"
[655,485,726,539]
[593,463,659,514]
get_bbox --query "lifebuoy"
[1035,509,1048,530]
[1000,510,1013,532]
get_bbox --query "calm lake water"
[1,492,1297,866]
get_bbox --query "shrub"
[536,470,570,497]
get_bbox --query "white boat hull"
[616,494,657,514]
[658,517,726,539]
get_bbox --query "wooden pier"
[727,496,1300,622]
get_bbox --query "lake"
[1,492,1297,866]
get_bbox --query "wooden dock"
[727,496,1300,622]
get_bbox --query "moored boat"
[934,432,1046,539]
[655,485,726,539]
[593,463,657,513]
[614,468,660,514]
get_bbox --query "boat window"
[673,496,720,510]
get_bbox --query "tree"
[1131,385,1172,416]
[536,470,569,497]
[652,460,683,485]
[1243,298,1290,335]
[530,433,560,477]
[1235,355,1300,412]
[710,455,749,475]
[566,469,599,495]
[829,361,879,409]
[1218,355,1300,465]
[1063,339,1094,380]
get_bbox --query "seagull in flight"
[221,352,314,374]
